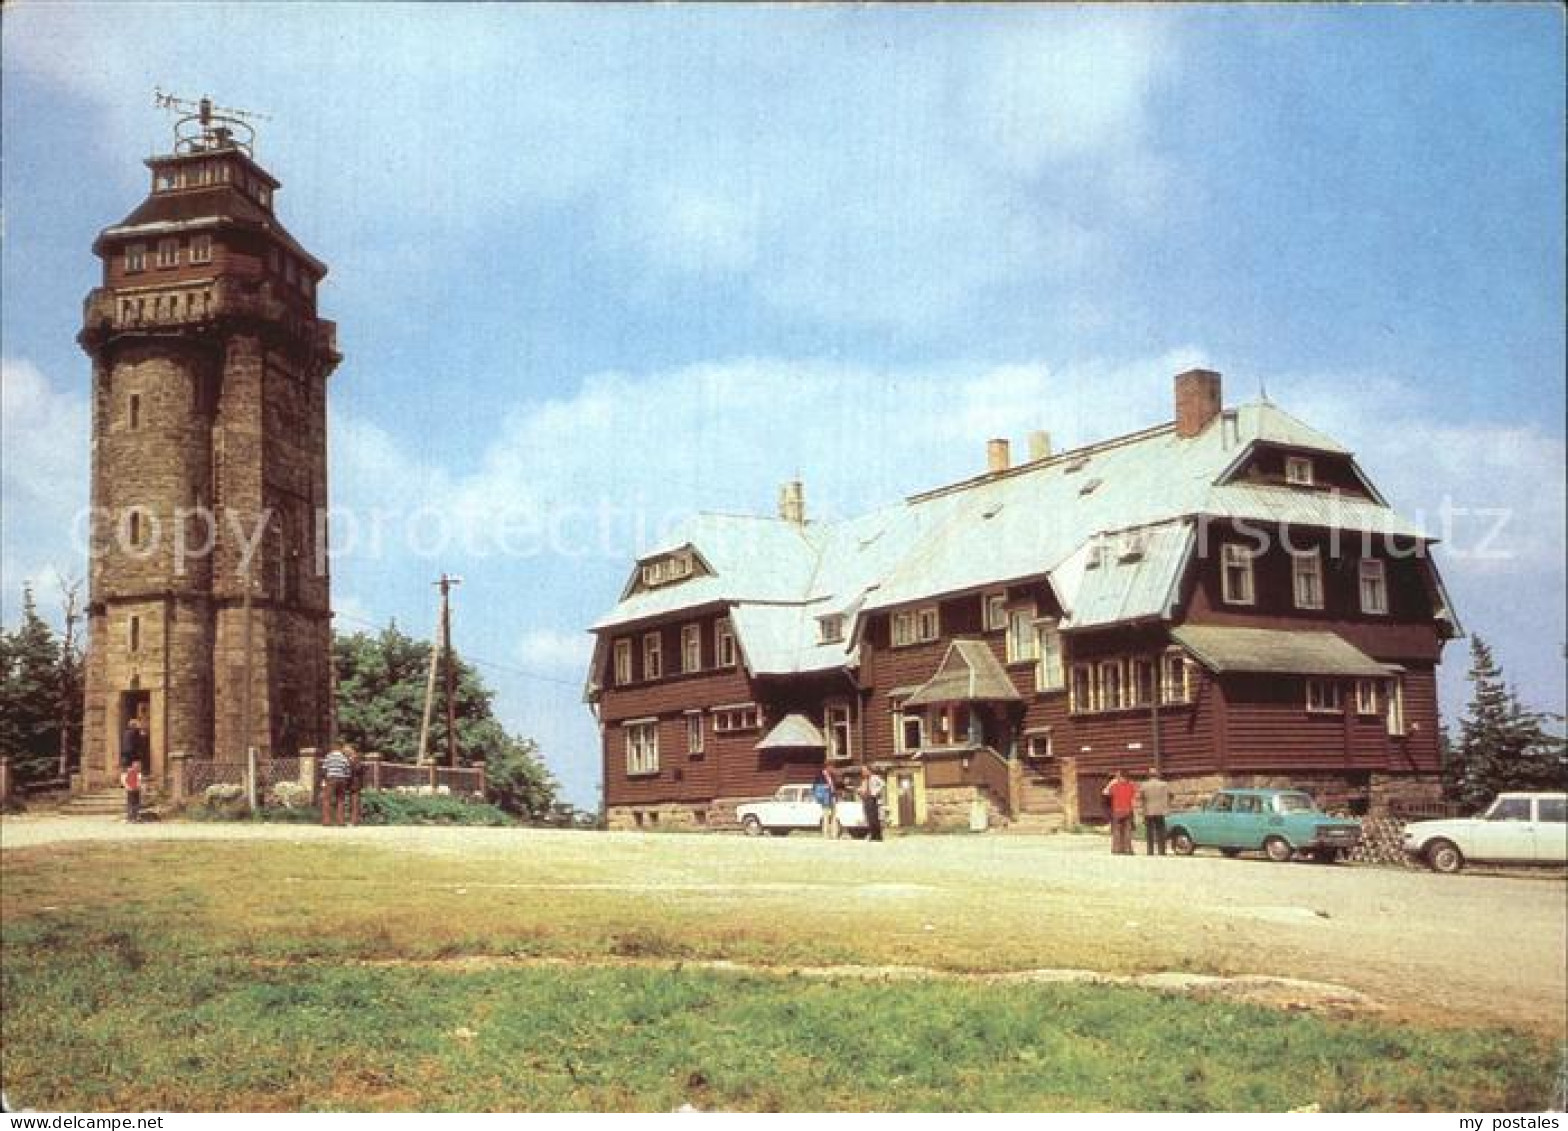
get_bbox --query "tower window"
[129,394,141,430]
[156,239,180,268]
[125,245,146,273]
[129,616,140,654]
[155,169,176,192]
[190,235,213,265]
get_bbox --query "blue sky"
[3,4,1563,807]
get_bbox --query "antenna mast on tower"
[154,88,271,157]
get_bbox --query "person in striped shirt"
[320,747,352,826]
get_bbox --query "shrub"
[267,781,311,810]
[357,789,514,827]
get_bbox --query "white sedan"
[1403,792,1567,873]
[735,784,869,837]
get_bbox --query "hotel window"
[1025,729,1054,760]
[1306,679,1343,713]
[825,702,853,761]
[1355,679,1380,716]
[685,712,704,757]
[125,244,146,273]
[1359,559,1388,615]
[190,235,213,265]
[984,592,1008,631]
[624,720,659,776]
[1098,660,1125,711]
[1221,544,1256,605]
[1070,663,1096,713]
[713,704,762,733]
[817,614,845,645]
[613,639,632,686]
[715,618,737,668]
[681,623,702,673]
[1161,651,1190,704]
[1285,456,1315,486]
[1386,677,1406,736]
[916,605,940,642]
[1006,606,1037,663]
[642,632,662,681]
[893,705,925,753]
[1035,620,1064,692]
[893,606,939,647]
[1130,658,1157,707]
[156,238,180,268]
[1292,550,1324,610]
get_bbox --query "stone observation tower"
[77,94,340,789]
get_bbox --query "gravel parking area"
[4,814,1564,1037]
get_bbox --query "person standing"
[120,715,147,770]
[120,758,142,823]
[860,766,885,842]
[1102,770,1137,855]
[320,746,352,826]
[345,747,365,827]
[813,766,838,839]
[1140,766,1172,856]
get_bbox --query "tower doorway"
[117,690,151,772]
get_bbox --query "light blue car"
[1166,788,1362,863]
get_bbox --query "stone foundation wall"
[606,801,718,832]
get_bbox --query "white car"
[735,784,869,838]
[1403,792,1567,873]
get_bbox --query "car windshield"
[1275,793,1316,813]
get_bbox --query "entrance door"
[117,691,151,772]
[894,772,917,826]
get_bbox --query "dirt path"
[5,815,1564,1036]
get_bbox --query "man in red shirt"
[1102,770,1137,856]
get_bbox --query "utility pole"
[55,574,83,781]
[437,574,463,771]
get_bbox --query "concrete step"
[1000,812,1066,834]
[58,789,163,815]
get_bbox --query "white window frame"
[624,720,659,776]
[1129,658,1157,707]
[1285,456,1315,486]
[1035,619,1064,692]
[893,703,925,753]
[1292,549,1324,611]
[824,702,853,762]
[1359,559,1388,615]
[680,623,702,674]
[1221,544,1256,606]
[642,632,662,681]
[125,244,146,273]
[1306,679,1343,714]
[1386,677,1407,736]
[1355,679,1380,716]
[712,703,762,733]
[916,605,940,643]
[190,234,213,265]
[685,712,704,756]
[613,639,633,686]
[817,614,845,645]
[892,611,916,647]
[1025,729,1054,760]
[1006,605,1038,663]
[156,238,180,268]
[1098,659,1125,711]
[984,592,1009,631]
[715,618,737,668]
[1161,650,1190,704]
[1070,663,1097,713]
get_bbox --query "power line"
[331,607,584,688]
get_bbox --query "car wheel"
[1170,830,1195,856]
[1219,847,1242,858]
[1426,839,1465,874]
[1264,836,1294,863]
[741,815,763,837]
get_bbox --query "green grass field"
[1,834,1559,1112]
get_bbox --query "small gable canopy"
[904,640,1024,708]
[755,713,826,752]
[1170,626,1391,678]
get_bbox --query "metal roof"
[904,640,1023,707]
[589,400,1439,677]
[1170,626,1392,678]
[755,713,826,750]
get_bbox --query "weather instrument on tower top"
[154,88,270,158]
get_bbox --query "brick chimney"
[777,480,806,525]
[1028,430,1053,461]
[1174,369,1223,438]
[987,438,1011,474]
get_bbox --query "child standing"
[120,759,142,823]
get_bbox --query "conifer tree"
[1449,635,1566,809]
[0,586,66,784]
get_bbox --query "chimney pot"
[1174,369,1223,438]
[1028,430,1053,461]
[987,438,1011,474]
[777,480,806,525]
